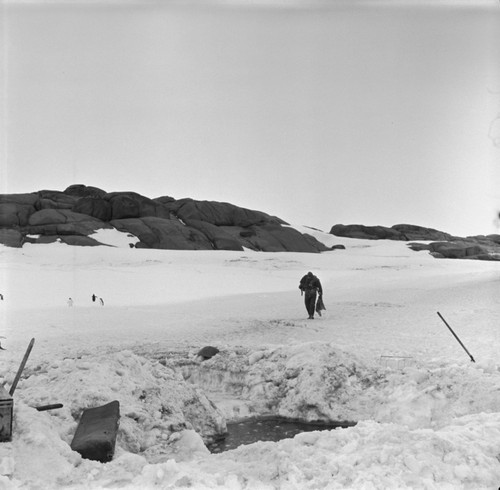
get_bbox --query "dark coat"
[299,274,323,295]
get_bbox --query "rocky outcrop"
[0,185,329,252]
[426,242,484,259]
[111,217,214,250]
[219,223,328,253]
[26,209,112,238]
[106,192,171,220]
[331,223,500,261]
[64,184,107,199]
[330,223,454,242]
[23,234,106,247]
[72,197,112,222]
[408,240,500,261]
[0,194,38,227]
[184,219,244,251]
[391,224,454,241]
[0,229,24,247]
[37,190,77,210]
[170,199,284,227]
[330,224,402,241]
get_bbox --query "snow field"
[0,227,499,488]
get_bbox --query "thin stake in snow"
[9,338,35,396]
[436,312,475,363]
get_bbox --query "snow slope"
[0,226,499,489]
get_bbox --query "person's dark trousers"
[304,290,317,318]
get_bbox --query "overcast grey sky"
[2,0,500,236]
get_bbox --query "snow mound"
[177,342,373,423]
[1,350,225,486]
[197,413,500,489]
[170,343,500,431]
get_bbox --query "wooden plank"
[70,401,120,463]
[34,403,63,412]
[9,338,35,396]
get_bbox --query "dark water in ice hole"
[208,417,356,453]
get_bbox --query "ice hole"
[208,416,356,453]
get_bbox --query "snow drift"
[0,226,500,488]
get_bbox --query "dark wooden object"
[70,401,120,463]
[0,385,13,442]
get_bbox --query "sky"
[2,0,500,236]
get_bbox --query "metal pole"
[437,312,475,363]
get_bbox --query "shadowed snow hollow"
[165,342,500,431]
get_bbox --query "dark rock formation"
[106,192,171,220]
[485,234,500,244]
[26,209,111,237]
[37,190,77,210]
[0,184,330,252]
[64,184,107,199]
[0,229,23,247]
[330,224,403,241]
[184,219,244,251]
[168,199,284,227]
[469,234,500,246]
[428,242,485,259]
[110,217,214,250]
[408,240,500,261]
[23,235,105,247]
[0,194,38,227]
[330,223,455,242]
[391,224,454,241]
[73,198,112,222]
[331,223,500,261]
[220,223,329,253]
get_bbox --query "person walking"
[299,271,323,319]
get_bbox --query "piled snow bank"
[192,413,500,490]
[176,343,376,423]
[2,345,500,489]
[0,351,226,486]
[6,410,498,489]
[371,362,500,429]
[173,343,500,431]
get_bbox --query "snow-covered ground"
[0,226,499,489]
